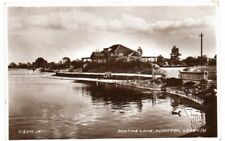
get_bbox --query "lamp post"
[199,33,204,65]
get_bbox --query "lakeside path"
[56,72,161,77]
[43,74,163,91]
[55,72,162,79]
[42,75,123,83]
[43,74,204,106]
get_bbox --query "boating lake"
[8,69,206,139]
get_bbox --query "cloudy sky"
[8,6,216,63]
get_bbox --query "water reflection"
[82,82,172,113]
[86,83,145,111]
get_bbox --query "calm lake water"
[9,69,205,139]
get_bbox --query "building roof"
[106,44,138,56]
[109,44,131,52]
[91,52,105,58]
[90,44,141,59]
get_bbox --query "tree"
[183,56,196,66]
[208,55,216,66]
[170,45,181,66]
[196,55,208,66]
[157,55,166,66]
[8,62,17,68]
[14,62,29,68]
[33,57,48,68]
[56,60,64,70]
[48,62,58,70]
[170,45,181,61]
[71,60,83,69]
[62,57,71,68]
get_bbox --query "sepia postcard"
[2,0,223,141]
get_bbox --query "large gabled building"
[82,44,158,63]
[82,44,143,63]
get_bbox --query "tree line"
[8,57,83,71]
[8,55,216,71]
[156,55,216,67]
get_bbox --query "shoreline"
[43,75,123,83]
[46,74,204,106]
[55,71,162,80]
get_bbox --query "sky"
[8,6,217,63]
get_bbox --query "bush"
[83,60,153,73]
